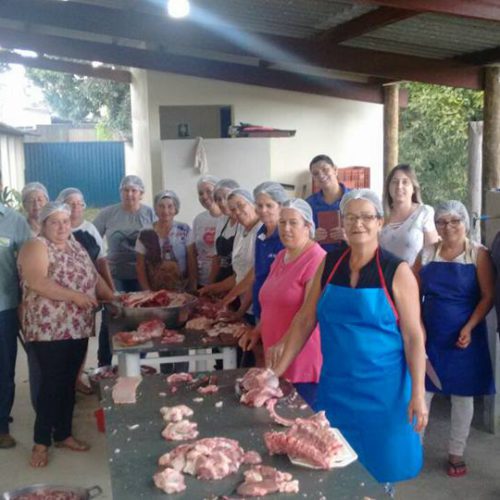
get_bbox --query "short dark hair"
[309,154,336,170]
[384,164,422,209]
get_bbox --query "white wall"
[0,135,25,192]
[132,70,384,220]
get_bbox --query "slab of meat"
[239,368,283,408]
[236,465,299,497]
[162,420,199,441]
[120,289,171,308]
[197,384,219,395]
[264,410,344,469]
[242,450,262,465]
[186,316,214,331]
[112,376,141,404]
[192,296,226,319]
[161,328,185,344]
[153,467,186,494]
[206,321,248,338]
[266,398,330,428]
[137,319,164,338]
[166,372,193,384]
[158,437,245,480]
[160,405,194,422]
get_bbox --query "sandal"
[30,445,49,468]
[54,437,90,452]
[447,460,467,477]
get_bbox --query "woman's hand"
[239,328,261,351]
[456,326,472,349]
[198,284,215,296]
[329,227,346,241]
[315,227,327,241]
[408,393,428,433]
[217,309,243,323]
[72,291,98,309]
[265,340,286,375]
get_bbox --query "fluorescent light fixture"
[167,0,190,19]
[91,61,103,68]
[12,49,38,58]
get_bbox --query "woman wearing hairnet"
[268,189,426,485]
[239,199,324,400]
[22,182,49,236]
[414,201,495,478]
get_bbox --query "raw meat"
[162,420,199,441]
[158,437,246,480]
[120,289,172,308]
[266,398,330,428]
[242,450,262,465]
[206,321,248,339]
[264,409,344,469]
[239,369,283,407]
[236,465,299,497]
[160,329,185,344]
[166,372,193,384]
[153,467,186,494]
[13,492,80,500]
[197,384,219,395]
[112,376,141,404]
[160,405,194,422]
[192,296,226,319]
[137,319,164,338]
[186,316,214,331]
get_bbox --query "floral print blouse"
[21,236,97,342]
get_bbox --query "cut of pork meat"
[197,384,219,395]
[239,368,283,408]
[240,386,284,408]
[236,465,299,497]
[186,316,214,331]
[112,376,141,404]
[166,372,193,384]
[162,420,199,441]
[266,398,330,428]
[160,405,194,422]
[120,289,171,308]
[206,321,248,338]
[160,329,185,344]
[158,437,245,480]
[137,319,164,338]
[113,331,142,347]
[264,412,343,469]
[192,296,226,319]
[242,450,262,465]
[153,467,186,494]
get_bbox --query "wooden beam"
[355,0,500,23]
[383,84,399,177]
[0,29,386,104]
[0,51,131,83]
[458,46,500,66]
[314,7,417,44]
[483,66,500,191]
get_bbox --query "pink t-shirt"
[259,243,325,383]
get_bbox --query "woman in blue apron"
[414,200,495,477]
[268,189,427,484]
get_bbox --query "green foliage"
[0,186,22,210]
[400,83,483,207]
[25,69,131,138]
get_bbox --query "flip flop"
[54,437,90,452]
[447,460,467,477]
[30,445,49,468]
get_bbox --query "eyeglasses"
[342,213,379,225]
[436,218,462,228]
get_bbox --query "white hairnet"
[282,198,315,238]
[120,174,145,192]
[435,200,470,231]
[22,182,49,203]
[56,187,85,206]
[340,189,384,217]
[214,179,239,193]
[197,175,219,189]
[253,182,288,205]
[154,190,180,213]
[39,201,71,223]
[228,188,255,205]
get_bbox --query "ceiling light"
[167,0,190,19]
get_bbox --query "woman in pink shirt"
[239,199,324,392]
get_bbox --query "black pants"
[32,338,88,446]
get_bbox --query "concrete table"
[101,369,387,499]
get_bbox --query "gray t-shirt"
[93,203,155,280]
[0,203,31,311]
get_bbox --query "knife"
[425,357,442,390]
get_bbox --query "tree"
[25,68,131,138]
[399,83,483,207]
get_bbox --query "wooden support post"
[468,121,483,243]
[383,83,399,180]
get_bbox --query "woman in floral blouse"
[17,202,114,468]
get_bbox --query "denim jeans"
[0,309,19,434]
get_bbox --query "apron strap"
[325,247,351,285]
[375,248,399,323]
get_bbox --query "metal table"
[108,316,238,376]
[101,369,387,499]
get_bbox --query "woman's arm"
[221,268,254,306]
[456,247,495,348]
[136,254,151,291]
[96,257,115,292]
[267,260,325,376]
[392,262,428,432]
[18,240,97,308]
[239,323,262,351]
[412,253,422,288]
[96,274,115,301]
[208,255,221,285]
[187,243,199,288]
[423,230,439,246]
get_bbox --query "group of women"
[14,159,495,484]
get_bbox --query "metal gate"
[24,141,125,207]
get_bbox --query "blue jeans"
[98,279,140,367]
[0,309,19,434]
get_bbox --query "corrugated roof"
[0,122,25,137]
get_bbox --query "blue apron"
[316,247,422,483]
[420,258,495,396]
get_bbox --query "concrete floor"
[1,337,499,499]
